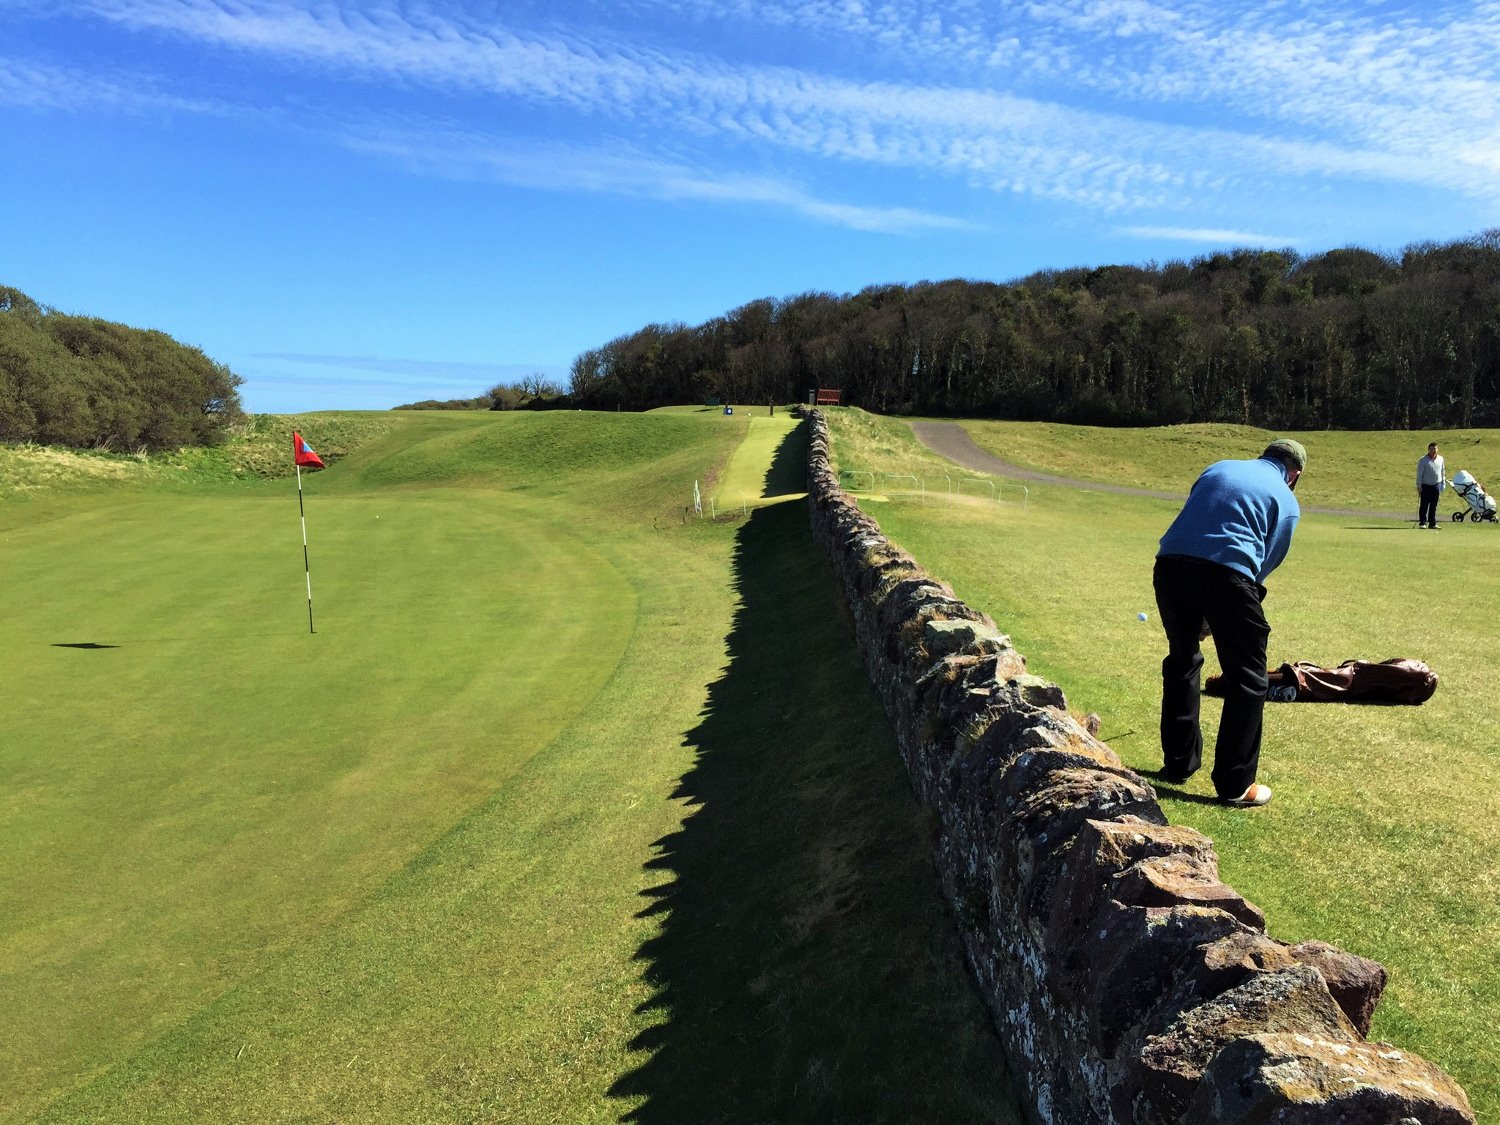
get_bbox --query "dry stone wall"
[800,409,1473,1125]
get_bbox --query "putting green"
[1,485,635,1118]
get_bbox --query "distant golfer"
[1153,439,1306,807]
[1416,442,1445,530]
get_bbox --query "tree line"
[0,286,244,450]
[565,232,1500,429]
[394,373,565,412]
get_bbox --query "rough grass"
[829,406,946,480]
[166,411,400,479]
[829,409,1500,1121]
[0,443,153,492]
[3,410,1018,1123]
[0,412,399,496]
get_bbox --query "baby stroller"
[1450,470,1498,522]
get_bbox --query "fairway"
[710,414,804,506]
[2,410,1018,1122]
[647,405,805,509]
[828,410,1500,1121]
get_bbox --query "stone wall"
[801,409,1473,1124]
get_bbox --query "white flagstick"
[297,461,315,634]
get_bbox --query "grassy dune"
[829,409,1500,1121]
[3,410,1017,1122]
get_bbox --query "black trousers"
[1153,556,1270,799]
[1418,484,1440,528]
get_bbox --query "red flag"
[292,431,326,469]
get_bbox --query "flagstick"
[297,462,315,634]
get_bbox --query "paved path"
[908,420,1410,521]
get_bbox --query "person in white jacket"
[1416,442,1446,529]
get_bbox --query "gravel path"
[907,420,1412,521]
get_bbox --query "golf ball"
[1137,612,1148,621]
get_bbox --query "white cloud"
[249,353,565,382]
[343,126,976,233]
[31,0,1500,219]
[588,0,1500,199]
[1120,225,1300,247]
[0,55,214,113]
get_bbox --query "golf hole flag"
[293,431,325,469]
[292,432,323,633]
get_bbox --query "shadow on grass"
[1139,769,1235,807]
[762,418,810,499]
[609,497,1021,1124]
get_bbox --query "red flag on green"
[292,431,326,469]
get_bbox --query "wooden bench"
[815,388,842,406]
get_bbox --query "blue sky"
[4,1,1497,412]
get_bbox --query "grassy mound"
[339,411,721,496]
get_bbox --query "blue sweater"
[1158,457,1300,583]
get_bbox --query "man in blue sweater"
[1154,439,1305,807]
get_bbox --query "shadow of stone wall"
[799,408,1473,1125]
[610,497,1022,1123]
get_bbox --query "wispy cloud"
[36,0,1500,222]
[29,4,1238,212]
[0,55,216,113]
[249,353,566,382]
[236,370,476,408]
[590,0,1500,201]
[1120,226,1299,248]
[344,126,974,233]
[236,354,572,412]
